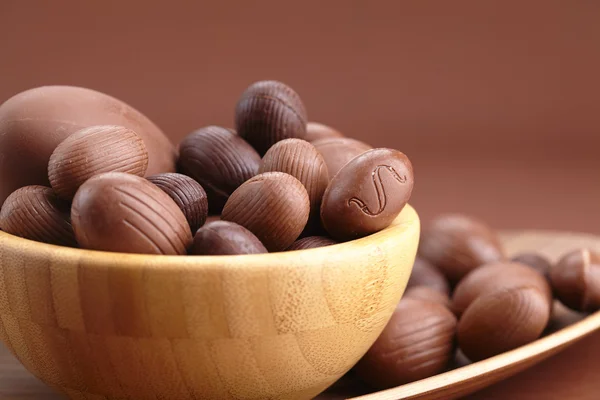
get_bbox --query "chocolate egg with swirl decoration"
[320,148,414,241]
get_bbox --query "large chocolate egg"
[0,86,176,204]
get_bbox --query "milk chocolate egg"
[71,172,192,255]
[147,173,208,233]
[235,80,307,154]
[457,286,550,361]
[0,86,176,204]
[354,298,457,388]
[0,185,76,247]
[419,214,505,283]
[259,138,329,215]
[452,262,553,317]
[49,125,148,199]
[321,148,414,241]
[286,236,337,251]
[178,126,261,213]
[222,172,310,251]
[190,221,267,255]
[550,248,600,312]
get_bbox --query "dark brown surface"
[190,220,267,256]
[71,172,192,255]
[510,253,553,284]
[235,81,307,155]
[178,126,261,213]
[321,149,414,241]
[0,186,76,247]
[147,173,208,233]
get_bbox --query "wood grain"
[0,204,420,400]
[3,229,600,400]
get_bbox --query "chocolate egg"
[190,221,267,255]
[354,298,457,388]
[419,214,505,283]
[452,262,552,317]
[235,80,307,154]
[48,125,148,199]
[71,172,192,255]
[312,137,372,180]
[178,126,261,213]
[320,148,414,241]
[259,138,328,215]
[407,257,450,295]
[457,286,550,361]
[286,236,337,251]
[0,86,176,204]
[147,173,208,233]
[550,248,600,312]
[0,185,76,247]
[305,122,344,142]
[222,172,310,251]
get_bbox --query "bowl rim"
[0,204,419,266]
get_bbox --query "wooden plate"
[2,230,600,400]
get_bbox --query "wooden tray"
[2,230,600,400]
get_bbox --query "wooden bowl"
[0,205,420,400]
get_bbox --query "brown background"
[1,1,600,399]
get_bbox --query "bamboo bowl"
[0,205,420,400]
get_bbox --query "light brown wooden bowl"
[0,204,420,400]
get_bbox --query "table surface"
[2,231,600,400]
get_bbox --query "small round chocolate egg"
[452,261,553,317]
[222,172,310,251]
[178,126,261,213]
[235,81,307,155]
[457,286,550,361]
[550,248,600,312]
[418,214,505,283]
[190,221,267,255]
[147,173,208,233]
[0,185,76,247]
[259,138,328,215]
[48,125,148,199]
[354,297,457,388]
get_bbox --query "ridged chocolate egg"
[48,125,148,199]
[0,185,76,247]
